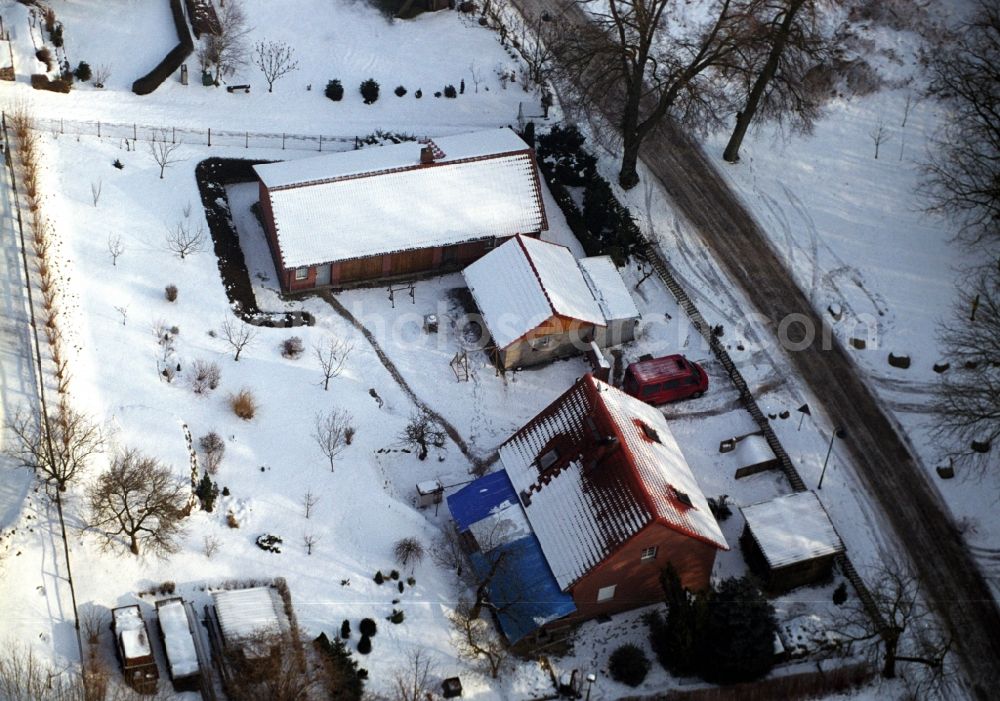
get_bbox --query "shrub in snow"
[36,48,54,71]
[434,91,441,98]
[165,284,178,302]
[229,388,258,420]
[192,360,222,395]
[833,582,848,605]
[609,644,650,687]
[414,89,422,99]
[707,495,732,521]
[51,24,64,48]
[196,472,219,512]
[394,85,407,97]
[325,79,344,101]
[221,486,230,496]
[159,581,177,595]
[397,581,404,593]
[200,431,225,473]
[374,571,384,585]
[360,78,380,104]
[389,609,404,624]
[443,84,457,98]
[226,510,240,528]
[407,576,416,587]
[281,336,304,359]
[357,634,371,655]
[345,425,356,445]
[256,534,283,553]
[74,61,92,82]
[390,569,400,580]
[341,619,351,639]
[314,633,365,700]
[359,618,377,637]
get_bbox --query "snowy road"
[521,0,1000,695]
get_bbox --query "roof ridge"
[515,234,558,318]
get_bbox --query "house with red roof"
[462,235,640,368]
[253,128,547,292]
[447,374,727,647]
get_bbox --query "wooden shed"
[740,491,846,593]
[253,129,547,292]
[463,236,639,369]
[111,605,159,693]
[155,598,202,692]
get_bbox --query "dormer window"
[639,421,661,443]
[671,486,694,508]
[538,448,559,471]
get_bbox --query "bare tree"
[313,338,353,390]
[393,537,425,569]
[91,179,102,206]
[199,431,226,473]
[400,410,445,460]
[392,649,435,701]
[92,63,111,88]
[113,304,128,326]
[922,0,1000,248]
[220,317,257,361]
[557,0,753,188]
[468,61,483,93]
[302,489,319,519]
[87,448,188,556]
[933,267,1000,474]
[107,234,124,266]
[165,220,205,259]
[449,598,509,679]
[509,12,559,88]
[253,40,299,92]
[294,532,316,558]
[148,129,183,179]
[5,402,104,492]
[869,115,890,159]
[203,535,221,558]
[313,409,354,472]
[833,556,951,689]
[722,0,832,162]
[198,0,252,86]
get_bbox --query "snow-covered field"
[0,0,988,698]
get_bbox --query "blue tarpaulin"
[448,471,577,643]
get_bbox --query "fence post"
[60,118,63,134]
[172,127,176,144]
[97,121,101,138]
[207,127,211,147]
[245,131,248,148]
[282,133,285,150]
[319,135,323,152]
[133,123,137,140]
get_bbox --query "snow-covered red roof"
[463,235,606,348]
[156,599,199,679]
[499,375,728,590]
[212,587,285,645]
[741,492,845,569]
[113,606,151,660]
[579,256,640,322]
[253,129,547,268]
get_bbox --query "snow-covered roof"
[113,606,151,660]
[731,433,777,468]
[212,587,284,644]
[499,375,728,590]
[741,492,845,569]
[463,235,606,348]
[156,599,199,679]
[253,129,547,268]
[579,256,640,322]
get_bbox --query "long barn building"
[253,129,548,292]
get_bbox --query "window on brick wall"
[295,267,308,280]
[597,584,616,602]
[641,546,658,561]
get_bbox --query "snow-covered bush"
[74,61,92,82]
[165,284,178,302]
[609,644,650,687]
[325,79,344,101]
[394,85,407,97]
[281,336,304,359]
[360,78,379,104]
[443,84,457,98]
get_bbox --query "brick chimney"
[419,145,435,165]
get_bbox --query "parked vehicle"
[622,354,708,405]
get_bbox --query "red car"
[622,354,708,405]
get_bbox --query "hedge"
[132,0,194,96]
[30,74,72,93]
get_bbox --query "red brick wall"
[565,522,719,621]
